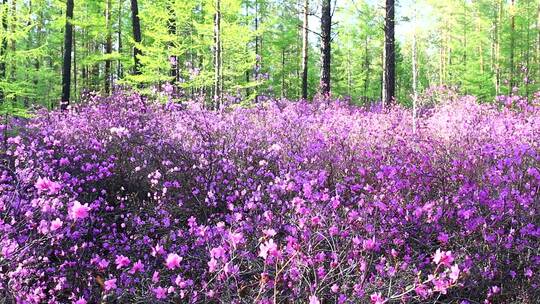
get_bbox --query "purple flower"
[104,278,117,291]
[165,253,183,270]
[115,255,130,269]
[35,177,61,195]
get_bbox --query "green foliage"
[0,0,539,107]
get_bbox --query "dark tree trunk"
[383,0,395,106]
[105,0,112,94]
[0,0,8,103]
[130,0,142,75]
[168,3,177,85]
[301,0,309,99]
[319,0,331,96]
[117,0,123,79]
[61,0,74,110]
[509,0,515,93]
[213,0,221,109]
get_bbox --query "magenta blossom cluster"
[0,92,539,303]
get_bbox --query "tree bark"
[0,0,8,103]
[300,0,309,99]
[168,2,177,85]
[412,5,418,133]
[61,0,74,110]
[213,0,222,109]
[509,0,515,93]
[319,0,331,96]
[383,0,395,106]
[105,0,112,94]
[130,0,142,75]
[117,0,123,79]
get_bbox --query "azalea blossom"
[165,253,183,270]
[115,255,130,269]
[433,249,454,267]
[370,292,386,304]
[50,218,63,231]
[69,201,91,220]
[128,260,144,274]
[154,286,167,299]
[104,278,117,291]
[229,231,244,248]
[74,298,87,304]
[258,239,279,260]
[208,258,218,273]
[35,177,61,195]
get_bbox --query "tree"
[130,0,142,75]
[509,0,515,93]
[105,0,113,94]
[213,0,222,108]
[61,0,75,110]
[383,0,395,106]
[0,0,7,104]
[301,0,309,99]
[319,0,331,96]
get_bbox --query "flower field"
[0,92,539,303]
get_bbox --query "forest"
[1,0,540,303]
[0,0,538,110]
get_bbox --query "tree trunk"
[319,0,331,96]
[281,48,286,98]
[300,0,309,99]
[213,0,222,109]
[0,0,8,103]
[105,0,112,94]
[412,5,418,133]
[130,0,142,75]
[168,2,177,85]
[117,0,123,79]
[383,0,395,106]
[495,0,502,95]
[509,0,515,93]
[61,0,74,110]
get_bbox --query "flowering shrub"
[1,92,539,303]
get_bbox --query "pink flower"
[152,271,160,283]
[229,231,244,248]
[370,292,386,304]
[210,246,226,260]
[362,237,378,251]
[437,232,449,244]
[165,253,183,269]
[259,239,279,260]
[415,284,429,298]
[154,286,167,299]
[449,264,460,282]
[432,278,450,294]
[151,244,165,257]
[35,177,61,195]
[309,295,320,304]
[433,249,454,267]
[74,298,87,304]
[115,255,130,269]
[208,258,218,273]
[262,228,277,237]
[104,278,117,291]
[130,260,144,274]
[50,218,63,231]
[69,201,90,220]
